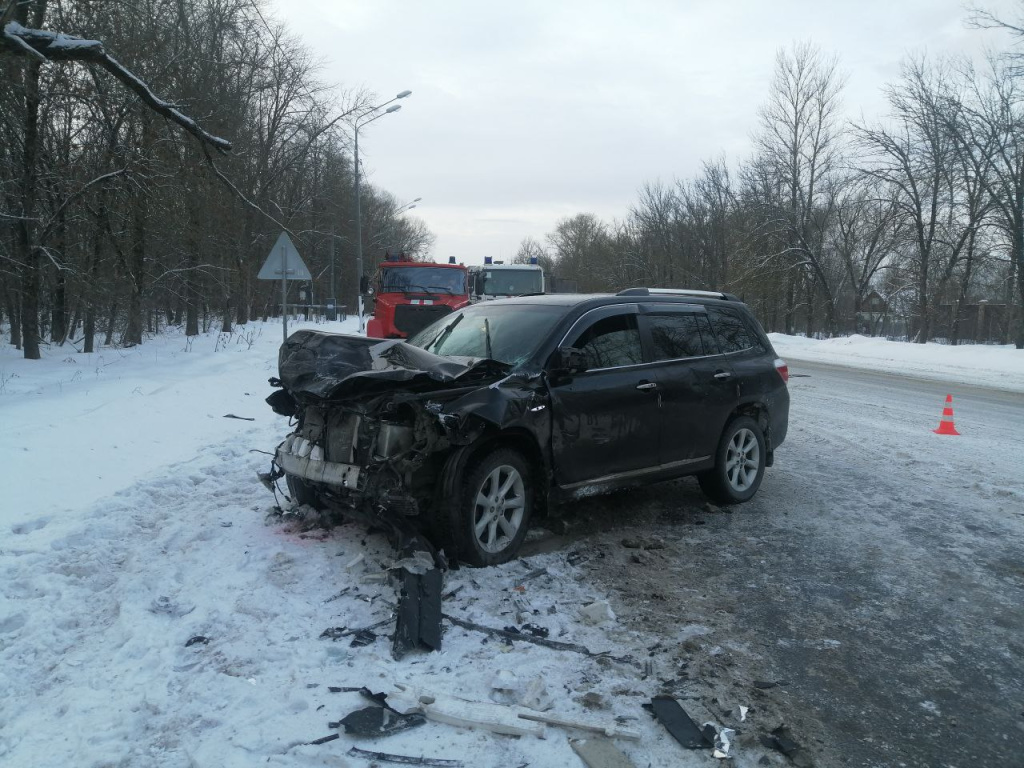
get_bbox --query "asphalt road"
[544,360,1024,767]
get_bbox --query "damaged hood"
[278,329,511,400]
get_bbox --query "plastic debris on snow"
[703,722,736,759]
[579,600,616,625]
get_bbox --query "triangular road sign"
[258,232,311,280]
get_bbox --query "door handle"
[713,371,732,380]
[636,381,658,391]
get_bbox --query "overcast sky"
[268,0,1017,265]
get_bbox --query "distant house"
[856,290,888,335]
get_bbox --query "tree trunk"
[804,272,815,339]
[185,189,201,337]
[123,186,148,345]
[6,288,22,349]
[83,307,95,353]
[784,279,795,335]
[50,270,68,344]
[104,301,118,346]
[16,15,44,360]
[123,119,153,347]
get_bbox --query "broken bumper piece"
[276,435,360,488]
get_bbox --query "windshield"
[379,266,466,295]
[408,303,565,366]
[481,268,544,297]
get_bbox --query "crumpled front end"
[273,394,450,517]
[265,330,544,521]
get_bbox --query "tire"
[286,474,323,510]
[453,447,534,567]
[698,416,766,505]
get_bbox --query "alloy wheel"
[472,464,526,553]
[725,427,760,492]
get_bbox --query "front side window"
[707,307,760,354]
[572,313,643,369]
[647,313,713,360]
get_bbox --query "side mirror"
[359,275,370,294]
[553,346,588,375]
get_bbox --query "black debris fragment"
[338,706,426,737]
[357,687,390,707]
[347,745,464,766]
[621,536,665,550]
[320,627,347,640]
[754,679,789,689]
[307,733,340,745]
[516,567,548,584]
[184,636,209,647]
[323,587,351,603]
[520,622,549,639]
[567,551,588,566]
[350,629,377,647]
[223,413,255,421]
[392,535,444,659]
[328,686,363,694]
[444,613,630,661]
[761,725,813,766]
[648,695,714,749]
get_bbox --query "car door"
[547,304,662,487]
[637,304,736,464]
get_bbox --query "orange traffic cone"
[933,394,960,436]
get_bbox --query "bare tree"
[753,41,847,336]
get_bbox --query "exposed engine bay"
[264,330,549,535]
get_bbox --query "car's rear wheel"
[454,447,533,567]
[698,416,766,504]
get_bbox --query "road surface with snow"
[551,359,1024,767]
[1,326,1022,767]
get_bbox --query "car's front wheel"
[454,447,533,567]
[286,474,323,510]
[698,416,766,504]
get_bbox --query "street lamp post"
[354,90,411,332]
[388,197,422,253]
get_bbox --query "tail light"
[774,358,789,383]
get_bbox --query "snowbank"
[769,333,1024,393]
[0,319,357,531]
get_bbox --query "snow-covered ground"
[1,324,1021,767]
[769,333,1024,393]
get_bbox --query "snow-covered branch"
[2,21,232,153]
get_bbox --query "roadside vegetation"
[1,0,433,359]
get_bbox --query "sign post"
[258,232,311,343]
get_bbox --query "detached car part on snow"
[264,291,790,566]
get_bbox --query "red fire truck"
[364,253,470,339]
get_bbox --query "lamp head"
[385,104,402,114]
[396,90,412,99]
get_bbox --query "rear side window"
[707,307,762,354]
[647,313,714,360]
[572,313,643,369]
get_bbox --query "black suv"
[265,289,789,566]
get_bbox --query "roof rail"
[616,287,740,302]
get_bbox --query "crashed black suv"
[265,289,789,566]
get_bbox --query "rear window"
[706,307,763,354]
[647,313,714,360]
